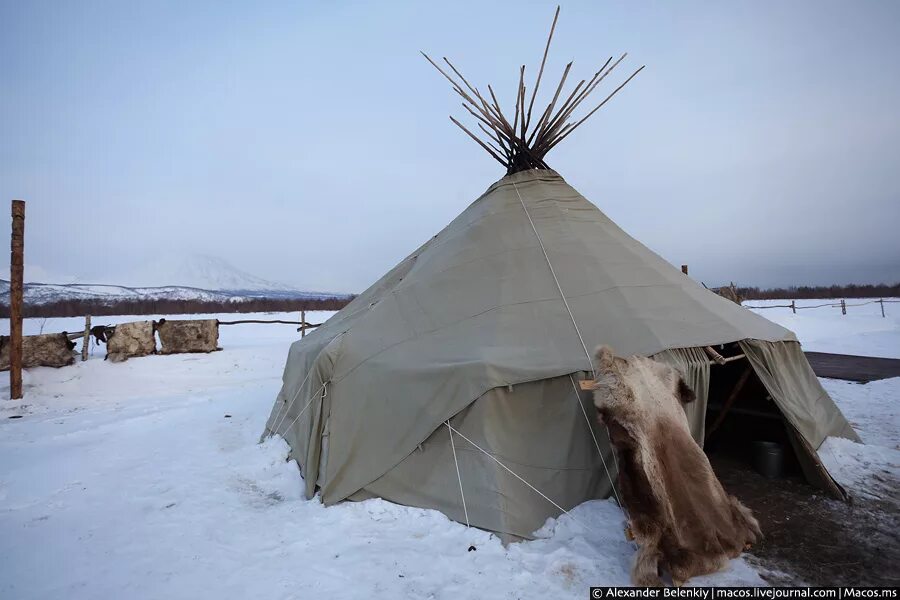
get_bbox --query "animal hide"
[592,345,761,586]
[0,333,77,370]
[155,319,219,354]
[106,321,156,363]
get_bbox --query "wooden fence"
[742,298,898,317]
[52,312,324,363]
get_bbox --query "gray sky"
[2,0,899,293]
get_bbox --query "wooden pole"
[82,315,91,361]
[791,300,796,314]
[841,298,846,315]
[9,200,25,400]
[681,264,688,275]
[703,345,727,366]
[301,310,306,338]
[523,5,560,134]
[705,366,752,442]
[880,298,885,318]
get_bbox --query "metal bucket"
[752,441,784,478]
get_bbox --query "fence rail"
[743,298,897,316]
[26,313,324,364]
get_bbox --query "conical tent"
[264,7,859,540]
[264,169,858,539]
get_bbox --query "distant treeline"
[736,282,900,301]
[3,282,897,317]
[0,296,355,319]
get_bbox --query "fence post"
[791,300,796,314]
[301,309,306,338]
[9,200,25,400]
[82,315,91,361]
[880,298,885,318]
[841,299,846,315]
[681,265,688,275]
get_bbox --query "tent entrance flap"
[701,341,847,498]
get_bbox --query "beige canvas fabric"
[739,339,860,447]
[352,373,615,540]
[264,169,857,537]
[653,347,711,444]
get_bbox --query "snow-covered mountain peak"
[116,253,296,292]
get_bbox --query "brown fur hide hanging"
[592,345,761,586]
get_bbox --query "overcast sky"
[2,0,899,293]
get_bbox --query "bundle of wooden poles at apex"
[421,6,644,175]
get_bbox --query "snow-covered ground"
[746,297,900,358]
[818,376,899,503]
[0,302,897,598]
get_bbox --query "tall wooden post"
[9,200,25,400]
[840,299,846,315]
[791,300,796,314]
[880,298,885,318]
[681,265,688,275]
[300,310,306,338]
[82,315,91,361]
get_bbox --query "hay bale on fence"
[0,333,77,370]
[106,321,156,363]
[156,319,219,354]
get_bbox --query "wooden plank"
[804,351,900,383]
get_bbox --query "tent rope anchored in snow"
[445,421,470,528]
[276,381,328,442]
[568,375,623,509]
[445,422,572,518]
[268,369,315,435]
[263,6,860,541]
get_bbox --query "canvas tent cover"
[264,169,857,539]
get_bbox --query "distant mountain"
[115,253,299,292]
[0,254,351,307]
[0,281,350,306]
